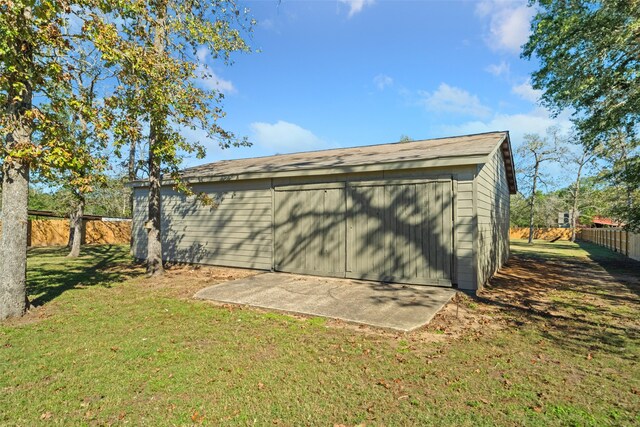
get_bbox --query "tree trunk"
[146,128,164,276]
[1,92,31,318]
[0,160,30,319]
[128,138,136,254]
[67,197,84,257]
[528,162,540,245]
[145,2,167,276]
[570,157,584,243]
[1,11,32,319]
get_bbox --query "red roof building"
[591,216,625,228]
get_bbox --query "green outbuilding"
[131,131,517,292]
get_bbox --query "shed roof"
[139,131,517,193]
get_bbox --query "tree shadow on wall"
[161,184,273,269]
[273,181,458,309]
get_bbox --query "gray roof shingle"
[144,131,517,193]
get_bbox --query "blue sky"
[187,0,573,166]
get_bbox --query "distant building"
[591,216,625,228]
[558,211,577,228]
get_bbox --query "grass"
[1,242,639,425]
[510,238,625,261]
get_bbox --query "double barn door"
[274,179,454,286]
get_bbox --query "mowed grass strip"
[0,242,638,426]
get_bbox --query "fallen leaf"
[40,412,53,420]
[377,379,390,389]
[258,382,265,390]
[191,410,204,423]
[586,353,593,360]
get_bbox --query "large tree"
[0,1,79,319]
[516,128,566,244]
[523,0,640,228]
[88,0,254,276]
[565,139,599,242]
[598,129,640,226]
[0,0,121,318]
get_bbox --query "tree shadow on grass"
[477,249,639,361]
[576,240,640,285]
[27,245,144,307]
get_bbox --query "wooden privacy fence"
[580,228,640,262]
[509,227,573,241]
[0,219,131,247]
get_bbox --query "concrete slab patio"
[194,272,456,332]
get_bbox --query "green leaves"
[524,0,640,143]
[2,0,255,208]
[97,0,254,191]
[524,0,640,229]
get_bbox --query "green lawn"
[510,238,629,261]
[1,242,639,426]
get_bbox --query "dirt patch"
[480,254,640,317]
[422,292,505,337]
[141,264,260,299]
[412,250,640,344]
[2,304,55,327]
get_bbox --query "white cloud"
[195,47,236,94]
[338,0,375,18]
[199,70,236,94]
[373,74,393,90]
[512,79,542,103]
[437,107,573,152]
[437,106,575,190]
[419,83,492,118]
[196,47,208,63]
[485,60,510,77]
[258,18,275,30]
[250,120,331,153]
[476,0,534,54]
